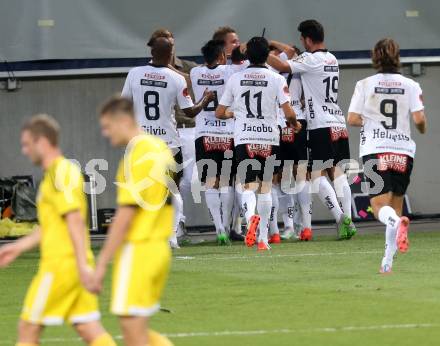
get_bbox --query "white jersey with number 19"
[348,73,424,158]
[121,64,194,148]
[219,66,291,146]
[287,50,345,130]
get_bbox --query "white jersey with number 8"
[348,73,424,158]
[122,64,194,148]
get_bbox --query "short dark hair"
[99,96,134,118]
[212,26,236,41]
[201,40,225,65]
[22,114,60,146]
[298,20,324,43]
[246,37,270,65]
[147,28,173,47]
[372,38,401,73]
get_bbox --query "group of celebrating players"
[0,18,427,346]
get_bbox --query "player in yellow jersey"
[0,115,116,346]
[88,96,175,346]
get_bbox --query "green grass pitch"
[1,231,440,345]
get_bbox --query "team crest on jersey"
[329,127,349,142]
[281,126,295,143]
[377,153,408,173]
[203,137,233,152]
[245,144,273,159]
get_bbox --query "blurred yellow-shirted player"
[0,114,115,346]
[90,96,174,346]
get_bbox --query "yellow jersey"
[37,156,93,260]
[116,134,174,242]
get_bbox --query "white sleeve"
[176,75,194,109]
[121,71,133,100]
[277,77,291,106]
[287,54,314,74]
[219,78,234,107]
[409,82,424,112]
[348,81,365,114]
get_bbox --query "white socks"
[378,205,400,229]
[232,187,243,233]
[220,186,234,233]
[241,189,256,224]
[297,180,312,229]
[317,176,344,222]
[270,186,280,235]
[278,189,294,230]
[378,206,400,268]
[334,174,352,219]
[257,193,272,243]
[205,189,224,235]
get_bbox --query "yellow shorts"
[111,240,171,317]
[21,257,99,326]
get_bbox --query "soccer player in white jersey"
[216,37,300,251]
[348,38,427,273]
[267,20,356,240]
[267,43,313,242]
[121,37,214,248]
[190,40,248,244]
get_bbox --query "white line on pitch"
[0,323,438,344]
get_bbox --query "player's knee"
[74,321,105,344]
[17,319,41,344]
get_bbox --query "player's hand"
[203,89,215,102]
[79,265,95,292]
[293,121,302,133]
[0,243,22,268]
[88,264,106,294]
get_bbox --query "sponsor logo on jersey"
[378,81,402,87]
[307,97,315,118]
[240,80,268,87]
[245,144,273,159]
[242,123,273,133]
[201,73,221,80]
[374,87,405,95]
[197,79,225,86]
[281,126,295,143]
[182,87,190,97]
[144,72,165,80]
[324,58,337,65]
[143,125,167,136]
[324,66,339,72]
[141,79,167,88]
[377,153,408,173]
[244,72,266,79]
[329,127,349,142]
[203,136,233,152]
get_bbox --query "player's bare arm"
[347,112,364,127]
[266,54,292,73]
[65,210,94,289]
[91,206,137,294]
[280,101,301,132]
[0,227,41,268]
[269,40,297,59]
[182,89,215,117]
[215,104,234,119]
[412,110,427,134]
